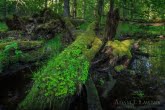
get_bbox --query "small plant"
[0,22,8,32]
[99,78,105,86]
[133,90,145,99]
[4,42,22,57]
[0,42,23,72]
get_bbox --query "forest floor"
[0,11,165,110]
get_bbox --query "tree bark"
[82,0,86,19]
[3,0,7,20]
[104,0,120,40]
[73,0,77,18]
[96,0,104,28]
[45,0,48,9]
[64,0,70,17]
[123,0,126,19]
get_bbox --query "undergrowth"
[116,22,165,39]
[0,22,8,32]
[0,42,22,73]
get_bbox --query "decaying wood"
[85,75,103,110]
[0,41,43,50]
[0,44,50,76]
[4,9,85,42]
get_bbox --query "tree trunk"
[64,0,70,17]
[45,0,48,9]
[96,0,104,28]
[130,0,134,19]
[3,0,7,20]
[123,0,126,19]
[104,0,120,40]
[82,0,86,18]
[73,0,77,18]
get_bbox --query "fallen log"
[18,22,102,110]
[0,42,47,75]
[0,36,61,76]
[0,41,43,50]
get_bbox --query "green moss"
[85,37,102,60]
[106,40,134,58]
[19,23,102,110]
[132,90,145,99]
[0,35,63,74]
[0,22,8,32]
[86,21,97,32]
[0,41,43,50]
[63,17,75,30]
[114,65,125,72]
[0,42,22,73]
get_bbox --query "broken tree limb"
[85,75,103,110]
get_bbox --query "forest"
[0,0,165,110]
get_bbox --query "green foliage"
[139,40,165,76]
[0,22,8,32]
[99,78,105,86]
[19,33,93,109]
[45,34,62,57]
[116,22,142,37]
[114,65,125,72]
[143,25,165,35]
[116,22,165,38]
[0,42,22,72]
[133,90,145,99]
[78,23,89,31]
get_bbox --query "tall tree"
[72,0,77,18]
[45,0,48,9]
[122,0,126,19]
[64,0,70,17]
[97,0,104,26]
[82,0,86,18]
[3,0,7,19]
[104,0,120,40]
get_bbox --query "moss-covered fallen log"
[0,36,62,75]
[0,41,43,50]
[0,41,43,72]
[18,22,102,110]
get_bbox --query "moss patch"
[114,65,125,72]
[106,40,134,58]
[0,41,43,50]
